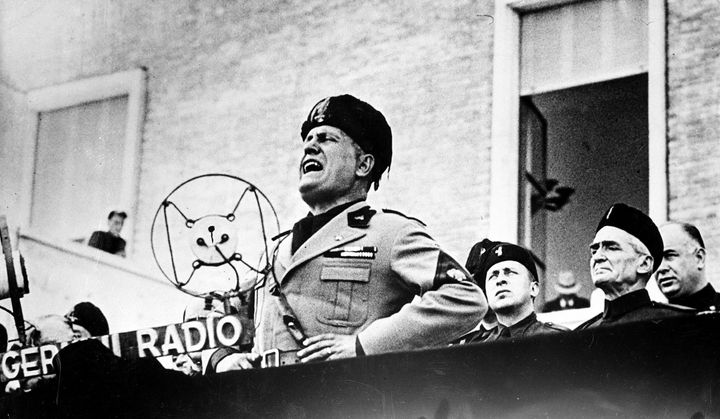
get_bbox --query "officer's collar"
[290,199,367,255]
[602,289,651,320]
[497,312,538,337]
[670,283,717,310]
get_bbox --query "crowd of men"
[205,93,717,372]
[13,94,719,376]
[2,92,717,417]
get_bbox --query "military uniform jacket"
[542,295,590,312]
[669,283,720,312]
[254,201,486,355]
[471,312,567,342]
[575,289,695,330]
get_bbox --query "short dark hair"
[108,210,127,220]
[669,221,705,248]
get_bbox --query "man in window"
[576,203,694,329]
[210,94,486,371]
[469,242,566,342]
[656,222,720,311]
[88,210,127,257]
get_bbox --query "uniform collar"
[670,283,718,311]
[602,289,651,321]
[494,312,538,338]
[291,199,364,254]
[280,201,370,284]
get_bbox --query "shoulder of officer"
[575,313,602,330]
[649,301,697,313]
[540,321,570,333]
[380,208,427,227]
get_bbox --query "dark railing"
[6,314,720,418]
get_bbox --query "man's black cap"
[483,243,539,283]
[465,239,504,290]
[67,302,109,337]
[300,94,392,190]
[596,203,663,273]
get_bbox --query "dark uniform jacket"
[669,283,720,312]
[575,289,695,329]
[254,201,486,355]
[467,312,567,342]
[88,231,126,255]
[543,295,590,312]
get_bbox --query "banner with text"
[0,314,248,382]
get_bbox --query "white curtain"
[520,0,648,96]
[31,96,128,241]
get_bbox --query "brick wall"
[1,0,494,261]
[667,0,720,285]
[0,0,495,329]
[3,0,719,330]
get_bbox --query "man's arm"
[358,222,487,354]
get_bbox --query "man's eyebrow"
[589,240,618,249]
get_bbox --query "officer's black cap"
[300,94,392,190]
[483,243,539,283]
[465,239,504,290]
[596,203,663,273]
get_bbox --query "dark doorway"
[519,74,649,309]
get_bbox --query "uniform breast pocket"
[316,261,371,327]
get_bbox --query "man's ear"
[530,280,540,299]
[695,247,707,270]
[636,254,654,276]
[356,153,375,178]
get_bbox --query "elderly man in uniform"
[211,94,486,371]
[576,203,694,329]
[465,242,566,341]
[656,222,720,311]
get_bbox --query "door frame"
[488,0,668,242]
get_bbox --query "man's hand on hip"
[298,333,357,363]
[215,352,261,372]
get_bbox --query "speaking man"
[211,94,486,371]
[656,222,720,311]
[577,203,694,329]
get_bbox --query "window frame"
[20,69,147,253]
[489,0,667,242]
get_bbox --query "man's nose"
[591,250,606,262]
[303,138,320,155]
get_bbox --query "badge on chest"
[324,246,377,259]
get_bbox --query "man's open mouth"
[302,159,323,174]
[657,276,676,285]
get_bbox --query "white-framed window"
[489,0,667,307]
[20,69,146,254]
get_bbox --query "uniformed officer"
[576,203,695,329]
[656,222,720,311]
[542,272,590,312]
[211,94,486,371]
[456,239,504,340]
[466,242,566,342]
